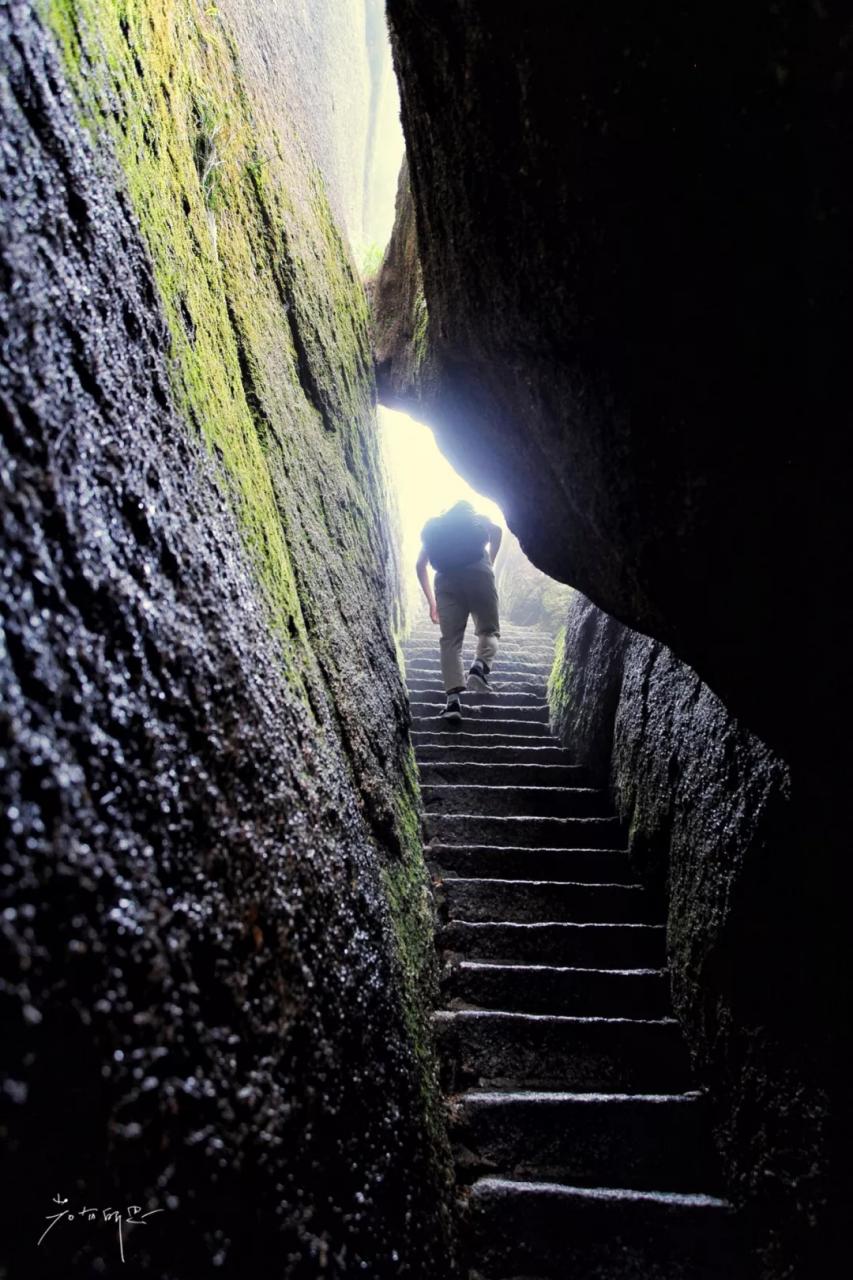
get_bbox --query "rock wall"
[550,595,846,1277]
[377,0,853,769]
[371,159,433,403]
[1,3,451,1276]
[377,13,851,1268]
[217,0,403,258]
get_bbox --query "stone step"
[407,624,552,634]
[422,783,608,819]
[434,1010,691,1092]
[404,642,556,658]
[444,961,670,1018]
[449,1090,720,1193]
[425,813,624,848]
[463,1178,739,1279]
[419,761,588,787]
[412,718,558,739]
[429,843,634,882]
[404,675,550,696]
[409,687,546,707]
[405,655,555,673]
[406,658,553,678]
[406,630,555,646]
[415,653,554,665]
[406,676,547,696]
[438,920,666,968]
[413,735,564,755]
[414,701,550,723]
[404,631,554,644]
[437,878,656,925]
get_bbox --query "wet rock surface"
[218,0,402,253]
[378,0,852,767]
[371,158,433,403]
[0,6,451,1276]
[551,594,846,1276]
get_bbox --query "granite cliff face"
[550,596,845,1276]
[0,3,451,1275]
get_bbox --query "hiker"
[416,500,503,722]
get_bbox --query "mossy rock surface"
[1,3,454,1274]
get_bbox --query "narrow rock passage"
[405,623,741,1279]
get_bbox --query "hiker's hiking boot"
[467,659,492,693]
[440,692,463,722]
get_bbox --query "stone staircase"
[404,622,741,1279]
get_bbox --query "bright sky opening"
[379,405,506,613]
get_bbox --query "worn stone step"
[404,631,554,645]
[414,733,561,752]
[437,878,656,924]
[405,651,555,664]
[413,735,564,756]
[419,761,588,787]
[407,628,553,644]
[406,677,547,697]
[449,1090,720,1192]
[422,784,608,819]
[404,675,550,696]
[412,717,557,738]
[444,961,670,1018]
[438,920,666,968]
[409,687,546,707]
[404,642,555,658]
[463,1178,739,1279]
[426,813,623,848]
[414,701,550,724]
[434,1010,691,1091]
[406,658,553,678]
[429,843,634,882]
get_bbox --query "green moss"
[41,0,379,700]
[411,288,430,374]
[548,624,570,718]
[382,749,455,1215]
[43,8,448,1191]
[358,240,386,278]
[384,754,437,1037]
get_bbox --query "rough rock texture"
[218,0,402,256]
[371,159,433,398]
[379,13,851,1270]
[378,0,853,768]
[1,3,452,1275]
[548,609,629,784]
[551,595,846,1277]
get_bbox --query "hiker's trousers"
[435,562,501,691]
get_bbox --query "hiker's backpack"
[422,510,489,572]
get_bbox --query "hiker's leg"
[469,569,500,669]
[475,630,499,668]
[435,577,467,692]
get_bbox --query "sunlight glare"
[379,405,506,614]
